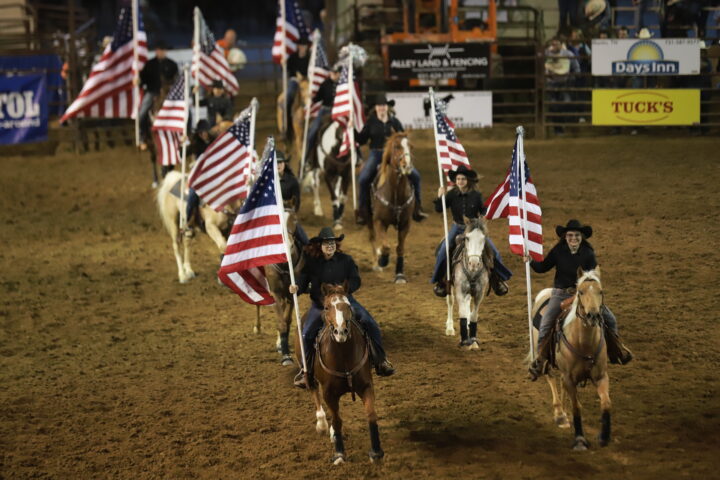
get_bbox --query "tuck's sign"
[592,90,699,126]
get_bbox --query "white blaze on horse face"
[465,228,485,270]
[330,296,350,342]
[400,137,412,174]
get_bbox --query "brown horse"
[296,284,383,465]
[368,132,415,283]
[530,268,612,450]
[265,208,305,366]
[276,76,309,154]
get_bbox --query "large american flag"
[193,7,239,95]
[434,107,471,185]
[60,1,147,122]
[187,110,253,211]
[308,35,330,118]
[151,74,186,166]
[218,149,287,305]
[484,133,543,261]
[272,0,310,64]
[331,62,364,158]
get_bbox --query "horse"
[264,208,305,366]
[276,76,309,149]
[444,216,492,347]
[295,283,384,465]
[530,268,612,450]
[145,83,171,187]
[367,132,414,283]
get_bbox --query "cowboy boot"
[604,326,634,365]
[490,270,509,296]
[355,207,368,226]
[412,201,429,222]
[528,336,553,381]
[433,278,448,297]
[367,336,395,377]
[293,350,315,388]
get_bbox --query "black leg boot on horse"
[458,318,469,347]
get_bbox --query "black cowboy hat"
[297,36,311,46]
[211,79,224,89]
[556,219,593,239]
[195,119,211,133]
[448,165,478,183]
[373,93,395,108]
[275,150,289,163]
[154,39,170,50]
[310,227,345,243]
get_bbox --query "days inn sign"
[591,39,700,76]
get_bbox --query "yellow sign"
[592,89,700,126]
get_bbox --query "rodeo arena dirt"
[2,1,720,479]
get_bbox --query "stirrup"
[412,208,429,222]
[293,370,308,389]
[433,282,447,297]
[375,359,395,377]
[528,358,549,381]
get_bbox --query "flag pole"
[280,0,288,138]
[193,8,200,125]
[348,46,357,210]
[179,65,191,231]
[247,97,259,197]
[270,136,308,375]
[299,29,319,181]
[131,0,140,147]
[516,126,536,360]
[429,88,455,334]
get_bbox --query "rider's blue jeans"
[358,148,421,213]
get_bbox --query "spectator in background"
[633,0,651,29]
[216,29,236,59]
[617,25,630,38]
[137,40,178,150]
[662,0,695,37]
[283,37,310,135]
[584,0,611,31]
[299,0,326,31]
[557,0,580,35]
[545,37,580,134]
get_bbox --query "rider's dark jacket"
[313,78,336,108]
[357,114,403,150]
[297,252,361,307]
[280,168,301,211]
[434,188,485,224]
[529,242,597,289]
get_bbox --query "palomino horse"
[296,284,384,465]
[156,170,239,283]
[146,83,171,187]
[445,216,493,347]
[368,132,414,283]
[530,268,612,450]
[276,77,309,152]
[265,208,305,366]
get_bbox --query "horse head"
[462,216,488,272]
[321,283,354,343]
[575,267,604,327]
[382,132,413,177]
[282,207,298,249]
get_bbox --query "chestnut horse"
[530,268,612,450]
[368,132,415,283]
[276,77,309,155]
[296,284,383,465]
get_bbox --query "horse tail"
[156,170,182,240]
[525,287,554,364]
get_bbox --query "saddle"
[533,295,576,369]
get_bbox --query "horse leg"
[312,387,328,434]
[457,291,474,349]
[546,374,570,428]
[181,233,196,280]
[279,300,294,366]
[332,176,343,231]
[564,377,589,450]
[312,169,324,216]
[205,220,228,254]
[324,391,345,464]
[596,373,612,446]
[171,234,188,283]
[376,222,390,269]
[254,305,261,334]
[394,225,410,284]
[149,151,159,188]
[445,277,455,336]
[361,386,384,463]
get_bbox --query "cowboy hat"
[310,227,345,243]
[373,93,396,108]
[556,219,593,239]
[211,79,225,89]
[637,28,652,39]
[585,0,606,21]
[275,150,289,163]
[195,119,211,133]
[448,165,479,183]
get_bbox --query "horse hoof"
[313,207,324,217]
[333,223,343,232]
[372,265,383,272]
[369,449,384,463]
[185,270,196,279]
[597,433,610,447]
[331,453,346,465]
[281,355,294,366]
[468,340,480,350]
[179,277,189,284]
[253,326,260,334]
[445,327,456,336]
[555,416,570,429]
[572,437,589,451]
[316,419,328,434]
[378,254,390,268]
[151,181,158,189]
[394,275,407,284]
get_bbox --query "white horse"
[445,217,492,349]
[156,170,238,283]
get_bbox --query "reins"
[373,154,414,225]
[316,319,370,402]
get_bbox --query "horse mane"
[563,269,602,328]
[465,216,488,236]
[377,132,407,188]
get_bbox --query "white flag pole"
[247,97,259,197]
[280,0,288,137]
[193,8,200,124]
[179,65,191,231]
[299,30,319,180]
[270,136,308,375]
[516,126,536,360]
[430,88,455,335]
[131,0,140,147]
[348,47,358,210]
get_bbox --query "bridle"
[373,141,415,224]
[560,278,605,366]
[459,228,486,293]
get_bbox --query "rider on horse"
[356,93,428,225]
[277,150,309,245]
[283,37,310,136]
[200,80,234,136]
[526,219,633,381]
[431,166,511,297]
[305,64,341,161]
[289,227,395,389]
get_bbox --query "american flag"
[151,74,186,166]
[484,133,543,261]
[307,35,330,118]
[193,7,239,96]
[434,107,471,185]
[272,0,310,64]
[218,149,287,305]
[331,62,364,158]
[60,1,147,123]
[188,109,253,211]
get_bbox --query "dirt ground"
[1,131,720,480]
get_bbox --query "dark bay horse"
[530,268,612,450]
[368,132,414,283]
[296,284,383,465]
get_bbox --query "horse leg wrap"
[459,318,468,342]
[279,331,290,356]
[369,421,383,456]
[469,321,477,339]
[378,253,390,268]
[337,203,345,218]
[600,411,611,444]
[395,256,404,275]
[333,429,345,454]
[573,414,584,438]
[332,204,340,221]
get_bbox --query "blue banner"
[0,74,48,144]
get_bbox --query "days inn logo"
[611,40,679,75]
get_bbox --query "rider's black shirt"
[530,242,597,289]
[201,94,233,126]
[287,52,309,78]
[297,252,361,307]
[280,168,301,211]
[139,57,178,95]
[357,114,404,149]
[313,77,336,107]
[434,188,485,224]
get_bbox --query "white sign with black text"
[591,38,700,76]
[387,91,493,129]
